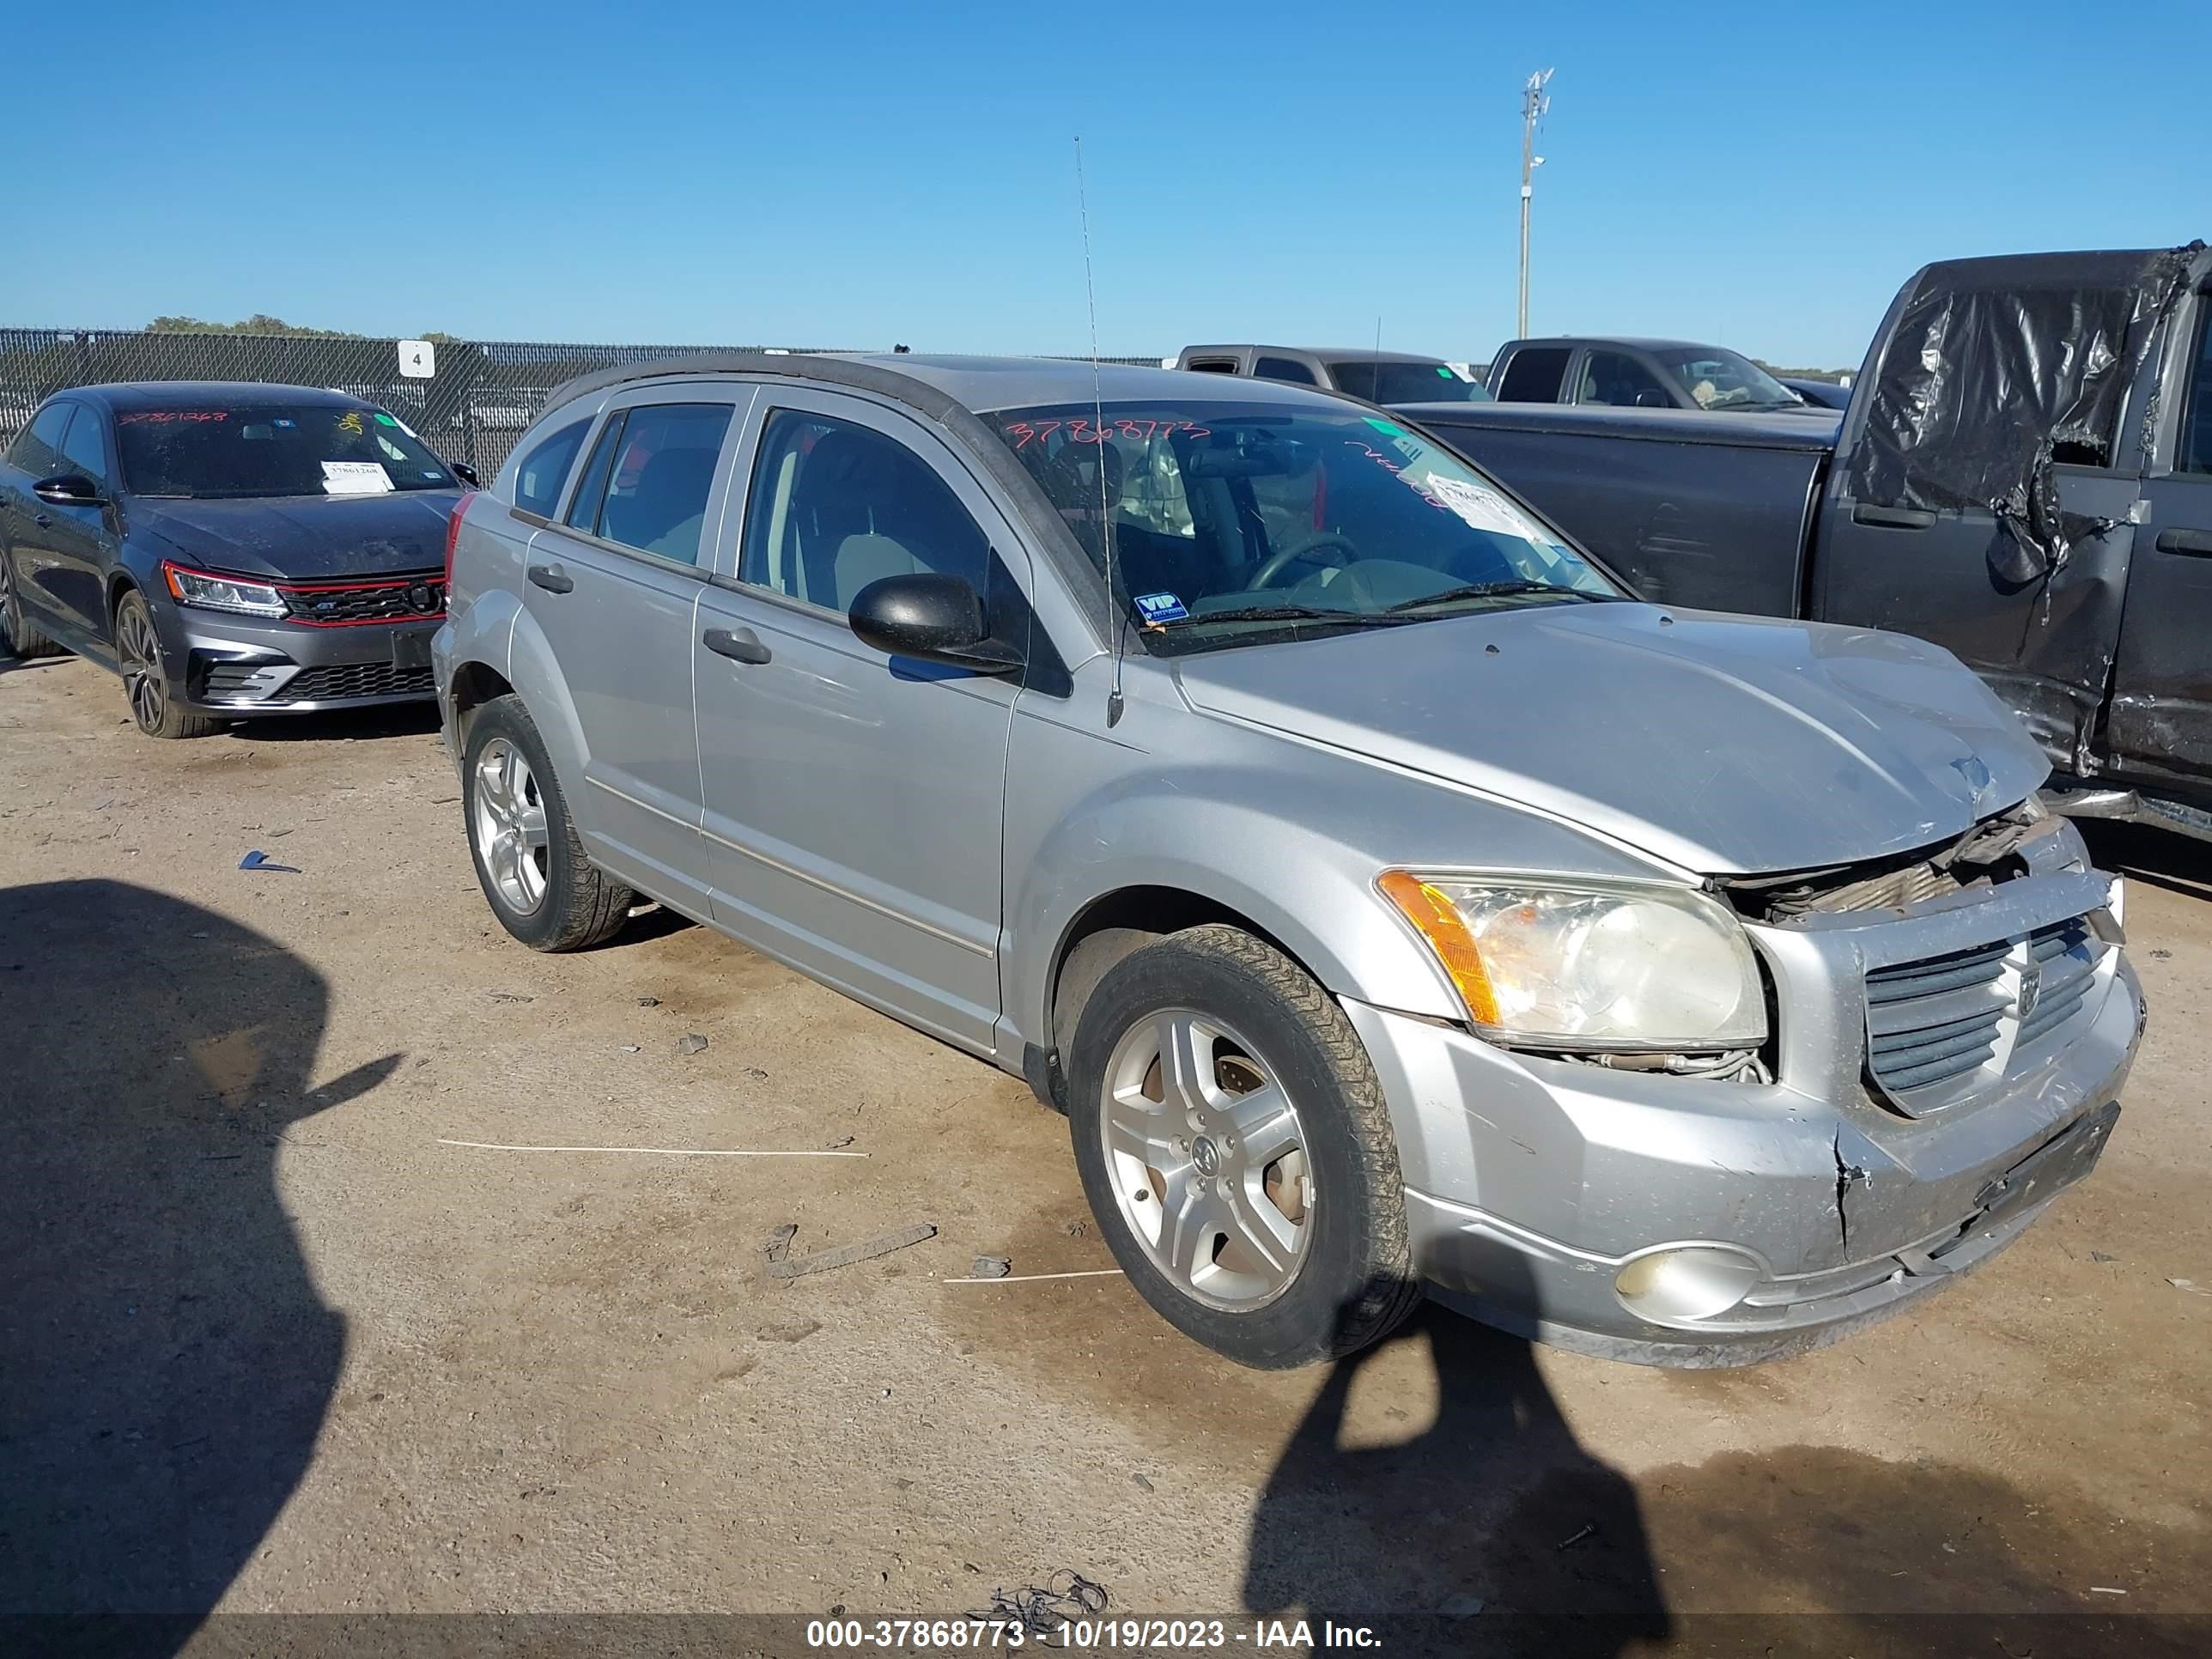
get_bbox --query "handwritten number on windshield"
[1005,419,1210,450]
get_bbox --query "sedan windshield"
[1660,349,1799,412]
[117,404,455,498]
[1328,361,1492,404]
[994,401,1620,653]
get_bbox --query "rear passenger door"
[690,391,1024,1052]
[522,389,752,910]
[2109,273,2212,786]
[1492,346,1571,404]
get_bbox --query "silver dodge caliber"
[434,354,2142,1370]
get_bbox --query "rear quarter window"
[1495,347,1571,402]
[510,418,591,518]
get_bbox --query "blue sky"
[10,0,2205,367]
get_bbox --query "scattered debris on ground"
[677,1033,709,1055]
[768,1223,938,1280]
[238,849,299,873]
[969,1571,1109,1637]
[969,1255,1012,1279]
[762,1224,798,1267]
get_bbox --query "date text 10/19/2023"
[804,1618,1383,1650]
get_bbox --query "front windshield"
[995,401,1620,653]
[1662,349,1798,411]
[117,404,455,498]
[1329,361,1492,404]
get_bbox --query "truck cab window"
[1254,356,1317,386]
[1495,348,1571,403]
[1577,352,1672,409]
[2185,312,2212,475]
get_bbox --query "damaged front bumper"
[1345,865,2145,1368]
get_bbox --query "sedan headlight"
[163,562,288,618]
[1378,871,1767,1048]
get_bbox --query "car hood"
[1171,603,2049,875]
[129,490,462,580]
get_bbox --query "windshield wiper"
[1382,580,1613,613]
[1150,603,1418,629]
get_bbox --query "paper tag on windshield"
[321,461,393,495]
[1421,473,1536,538]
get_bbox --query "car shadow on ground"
[1243,1275,1669,1657]
[0,879,399,1656]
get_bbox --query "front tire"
[461,694,633,951]
[114,590,216,738]
[1066,924,1422,1369]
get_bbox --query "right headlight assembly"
[1377,870,1768,1050]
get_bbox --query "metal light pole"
[1517,69,1553,338]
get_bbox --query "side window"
[586,403,733,566]
[10,403,75,476]
[1495,347,1571,402]
[1253,356,1318,386]
[58,407,110,484]
[564,412,626,531]
[511,417,590,518]
[1182,358,1240,375]
[1330,362,1379,400]
[2184,310,2212,475]
[1576,351,1672,409]
[738,409,990,614]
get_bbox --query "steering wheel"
[1249,530,1359,591]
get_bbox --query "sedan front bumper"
[1346,882,2143,1367]
[152,601,441,714]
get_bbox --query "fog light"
[1614,1246,1761,1323]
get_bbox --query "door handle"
[526,562,574,593]
[2154,526,2212,556]
[33,512,52,528]
[1851,502,1936,530]
[702,625,772,665]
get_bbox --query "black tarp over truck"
[1409,244,2212,838]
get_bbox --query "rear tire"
[114,590,216,738]
[462,694,633,951]
[1,553,63,659]
[1066,923,1422,1369]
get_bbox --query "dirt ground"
[3,650,2208,1657]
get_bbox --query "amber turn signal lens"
[1376,869,1501,1025]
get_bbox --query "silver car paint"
[436,352,2142,1364]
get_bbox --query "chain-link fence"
[0,329,1166,479]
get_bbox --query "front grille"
[268,662,434,703]
[1865,917,2108,1102]
[280,573,445,624]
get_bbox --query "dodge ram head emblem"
[2017,957,2043,1022]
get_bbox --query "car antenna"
[1075,135,1126,728]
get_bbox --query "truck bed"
[1401,402,1839,618]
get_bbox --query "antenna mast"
[1517,68,1553,338]
[1075,136,1125,727]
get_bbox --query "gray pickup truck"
[1409,245,2212,839]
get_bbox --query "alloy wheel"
[1099,1008,1314,1310]
[471,737,551,915]
[117,599,169,731]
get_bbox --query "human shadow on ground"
[0,879,398,1656]
[1243,1270,1668,1658]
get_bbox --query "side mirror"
[33,473,104,507]
[1632,390,1668,409]
[449,462,483,488]
[848,574,1022,674]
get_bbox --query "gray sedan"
[435,354,2140,1370]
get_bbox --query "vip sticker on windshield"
[1134,591,1189,624]
[321,460,394,495]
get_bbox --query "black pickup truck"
[1409,244,2212,838]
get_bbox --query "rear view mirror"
[33,473,104,507]
[848,574,1022,674]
